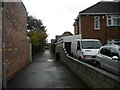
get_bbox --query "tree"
[27,31,47,46]
[27,15,48,46]
[27,15,46,32]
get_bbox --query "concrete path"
[7,50,87,88]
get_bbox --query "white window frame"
[107,15,120,26]
[94,16,100,30]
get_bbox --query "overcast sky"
[22,0,113,43]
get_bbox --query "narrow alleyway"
[7,50,87,88]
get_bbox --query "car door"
[76,41,82,59]
[108,47,119,75]
[72,41,78,58]
[99,47,111,70]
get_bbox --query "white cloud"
[22,0,113,43]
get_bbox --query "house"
[73,0,120,45]
[2,1,30,81]
[55,31,73,41]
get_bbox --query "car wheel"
[96,62,101,69]
[71,53,73,57]
[79,56,82,61]
[55,53,60,60]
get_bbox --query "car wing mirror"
[112,56,119,60]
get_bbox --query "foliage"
[27,15,47,46]
[27,16,46,32]
[27,31,47,46]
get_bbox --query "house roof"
[79,1,120,15]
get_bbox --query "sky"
[22,0,113,43]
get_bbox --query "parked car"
[95,44,120,76]
[71,39,102,63]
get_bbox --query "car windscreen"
[114,43,120,45]
[81,41,102,49]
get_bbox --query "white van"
[56,35,81,44]
[71,39,102,62]
[55,35,81,60]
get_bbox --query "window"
[2,2,4,8]
[94,16,100,30]
[100,47,119,58]
[81,41,102,49]
[107,15,120,26]
[110,47,119,58]
[100,47,111,57]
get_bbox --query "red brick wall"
[74,21,79,35]
[107,27,120,40]
[3,2,30,80]
[80,15,120,45]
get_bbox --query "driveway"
[7,50,87,88]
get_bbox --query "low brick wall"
[58,47,120,88]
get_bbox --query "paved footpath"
[7,50,87,88]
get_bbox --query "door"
[71,41,77,58]
[74,41,78,58]
[98,47,111,69]
[76,41,82,59]
[108,47,119,75]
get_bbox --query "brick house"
[73,1,120,45]
[2,1,30,80]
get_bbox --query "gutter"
[79,13,120,16]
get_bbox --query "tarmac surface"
[7,50,87,88]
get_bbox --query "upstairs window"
[94,16,100,30]
[107,15,120,26]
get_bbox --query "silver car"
[95,44,120,76]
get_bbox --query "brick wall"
[73,20,79,35]
[56,44,120,88]
[79,15,120,45]
[3,2,30,80]
[107,26,120,40]
[80,15,106,45]
[0,1,2,89]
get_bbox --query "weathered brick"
[2,2,30,80]
[75,15,120,45]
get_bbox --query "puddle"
[47,59,54,62]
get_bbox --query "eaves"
[79,13,120,16]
